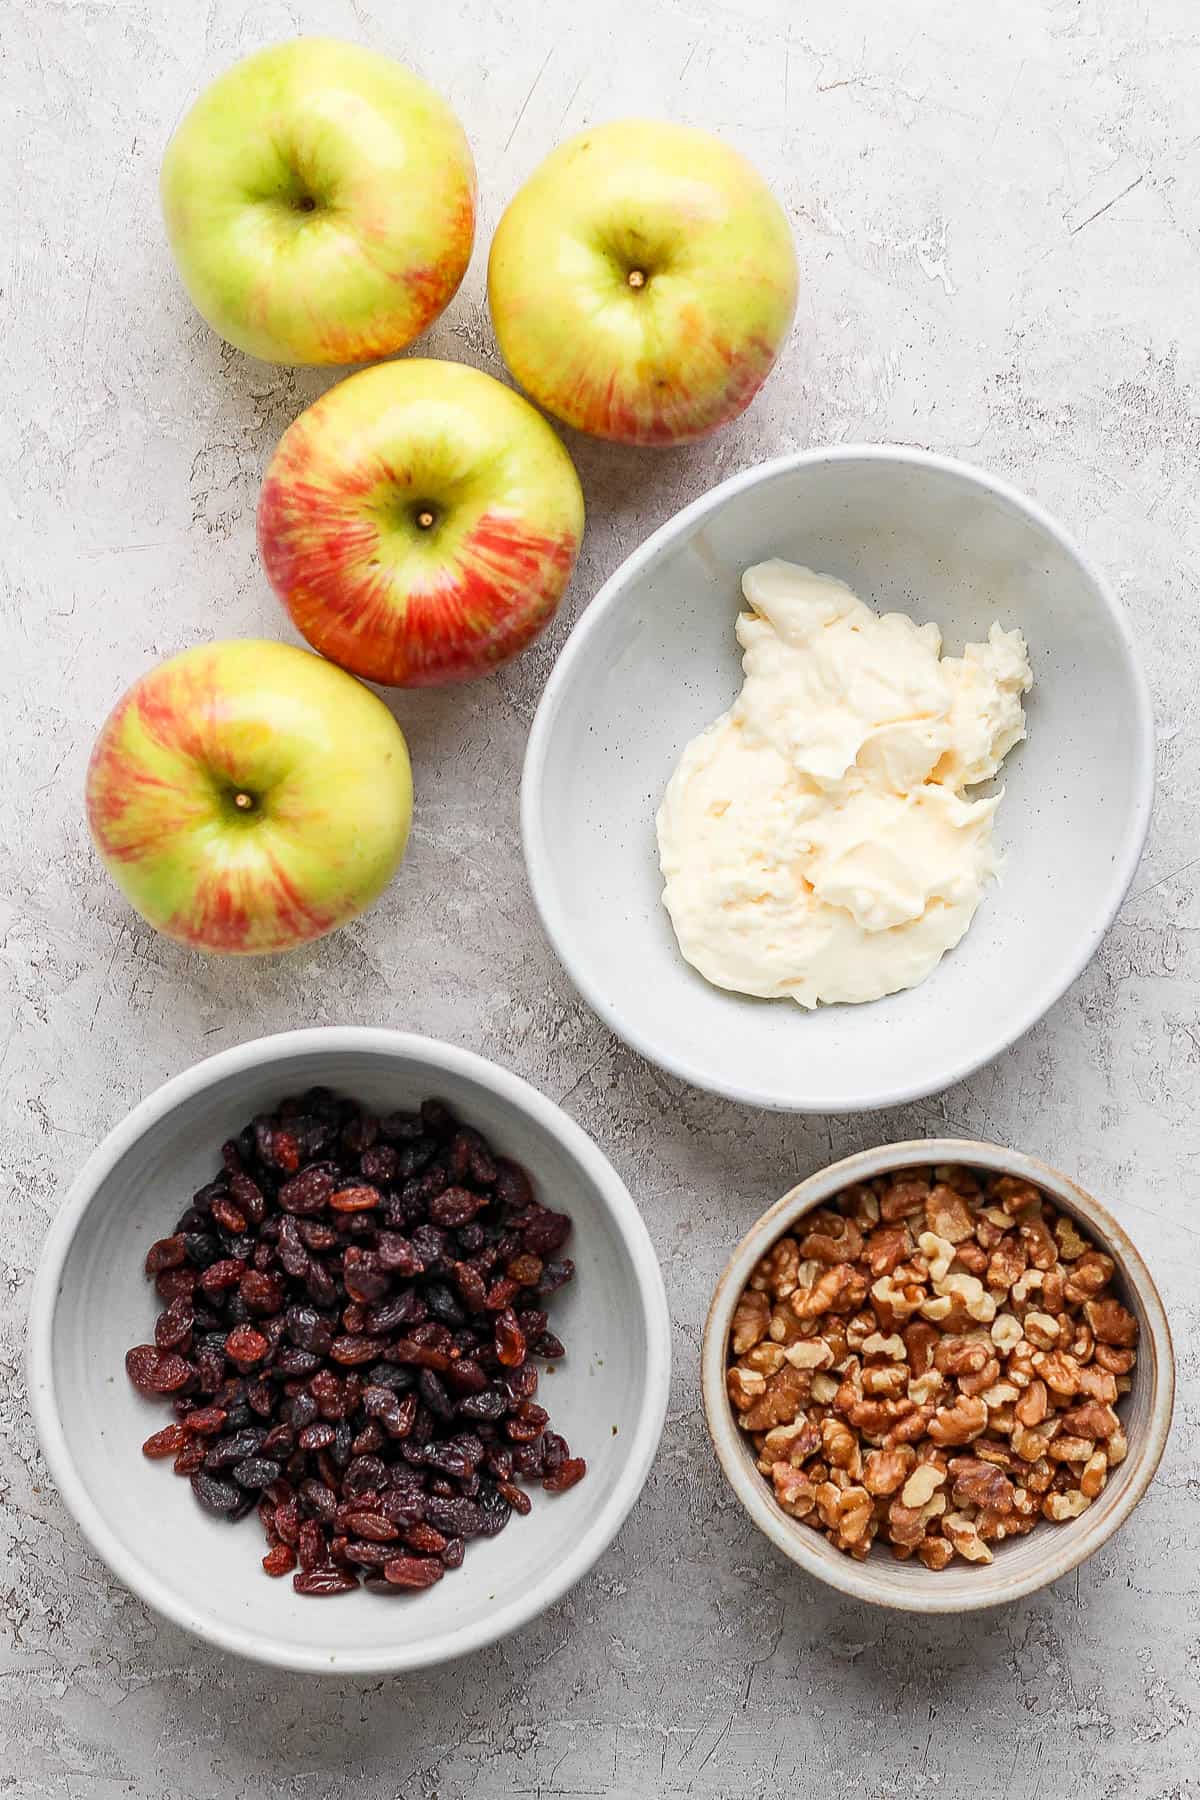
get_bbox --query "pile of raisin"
[125,1090,585,1595]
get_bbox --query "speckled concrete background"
[4,0,1199,1793]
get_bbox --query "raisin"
[184,1405,228,1436]
[127,1093,577,1596]
[191,1472,241,1516]
[340,1511,399,1542]
[285,1307,334,1356]
[459,1390,507,1421]
[494,1159,534,1210]
[239,1270,284,1313]
[376,1232,424,1276]
[210,1196,248,1235]
[154,1298,193,1351]
[198,1258,244,1297]
[382,1555,444,1589]
[521,1211,572,1256]
[144,1235,186,1274]
[297,1520,326,1570]
[142,1424,188,1458]
[299,1479,339,1522]
[364,1292,425,1335]
[402,1522,448,1554]
[544,1457,587,1493]
[494,1309,526,1368]
[262,1543,297,1577]
[125,1345,193,1393]
[428,1187,486,1228]
[343,1248,389,1305]
[328,1185,381,1213]
[298,1422,336,1452]
[225,1325,268,1366]
[423,1495,485,1538]
[277,1166,335,1215]
[293,1568,358,1596]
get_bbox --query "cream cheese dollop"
[655,560,1032,1008]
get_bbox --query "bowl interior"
[525,452,1151,1110]
[704,1145,1172,1610]
[39,1041,661,1671]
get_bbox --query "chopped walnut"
[1014,1379,1049,1428]
[799,1211,864,1266]
[925,1185,975,1244]
[761,1417,822,1466]
[1080,1450,1109,1500]
[1064,1250,1116,1305]
[727,1165,1138,1572]
[793,1262,868,1319]
[864,1223,913,1277]
[927,1394,988,1447]
[1043,1490,1090,1521]
[1084,1298,1139,1347]
[731,1288,771,1354]
[948,1456,1016,1513]
[1023,1312,1061,1350]
[1054,1215,1089,1261]
[879,1174,930,1222]
[900,1463,946,1508]
[738,1364,809,1431]
[750,1236,802,1298]
[771,1462,817,1518]
[863,1445,916,1496]
[943,1510,993,1563]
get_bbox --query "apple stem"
[627,268,647,290]
[233,792,255,812]
[416,510,436,530]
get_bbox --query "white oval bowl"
[701,1140,1174,1612]
[27,1027,671,1673]
[522,447,1154,1112]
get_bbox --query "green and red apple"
[160,38,476,365]
[488,119,797,445]
[257,359,585,686]
[86,640,412,954]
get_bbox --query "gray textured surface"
[3,0,1198,1793]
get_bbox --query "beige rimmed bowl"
[701,1140,1174,1612]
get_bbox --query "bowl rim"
[520,442,1156,1112]
[700,1138,1175,1612]
[26,1025,673,1674]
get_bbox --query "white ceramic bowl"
[27,1028,671,1673]
[701,1141,1174,1612]
[522,447,1154,1112]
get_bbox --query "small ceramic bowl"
[27,1027,671,1673]
[521,446,1154,1112]
[701,1140,1173,1612]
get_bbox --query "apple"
[160,38,476,365]
[257,358,585,686]
[85,640,412,954]
[487,119,797,445]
